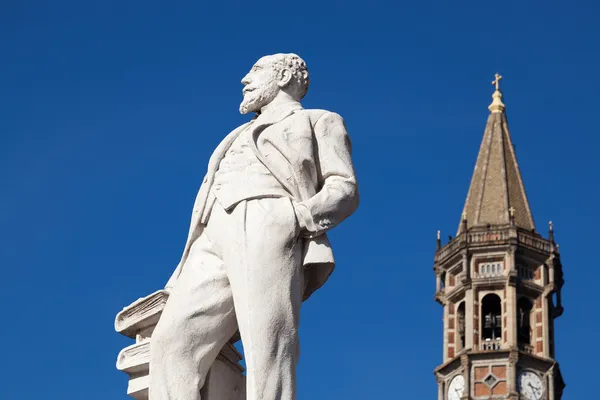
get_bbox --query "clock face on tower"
[518,371,543,400]
[448,374,465,400]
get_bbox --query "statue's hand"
[290,199,308,235]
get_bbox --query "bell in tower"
[482,294,502,345]
[432,75,566,400]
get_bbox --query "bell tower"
[433,75,566,400]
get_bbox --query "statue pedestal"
[115,290,246,400]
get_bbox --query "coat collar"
[243,100,303,198]
[205,101,303,183]
[252,100,304,128]
[205,121,252,175]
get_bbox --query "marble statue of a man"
[149,53,359,400]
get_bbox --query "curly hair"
[269,53,310,100]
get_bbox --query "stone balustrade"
[467,229,510,244]
[436,227,554,264]
[480,339,502,351]
[517,231,553,253]
[518,342,534,354]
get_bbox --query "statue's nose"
[241,75,250,85]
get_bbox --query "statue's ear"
[277,68,293,88]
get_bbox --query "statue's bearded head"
[239,53,310,114]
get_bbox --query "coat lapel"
[247,102,304,196]
[189,121,253,229]
[206,121,253,177]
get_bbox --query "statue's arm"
[293,111,359,238]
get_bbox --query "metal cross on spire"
[488,73,506,113]
[492,73,503,91]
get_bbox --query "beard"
[239,83,279,114]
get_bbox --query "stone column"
[505,246,517,348]
[443,303,449,362]
[547,365,555,400]
[541,294,550,358]
[543,257,555,358]
[505,284,517,347]
[547,257,555,285]
[461,354,470,400]
[465,287,474,350]
[436,374,444,400]
[507,350,519,399]
[462,250,470,280]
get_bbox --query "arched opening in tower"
[457,302,466,351]
[481,294,502,343]
[441,272,446,290]
[517,297,533,346]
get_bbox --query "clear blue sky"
[1,1,598,398]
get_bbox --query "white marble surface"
[115,290,245,400]
[146,53,358,400]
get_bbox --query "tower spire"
[458,74,535,234]
[435,74,566,400]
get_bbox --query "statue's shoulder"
[296,108,342,125]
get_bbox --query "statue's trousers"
[150,196,303,400]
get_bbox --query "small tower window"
[517,265,534,280]
[517,297,533,346]
[479,262,504,277]
[441,272,446,290]
[457,302,466,351]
